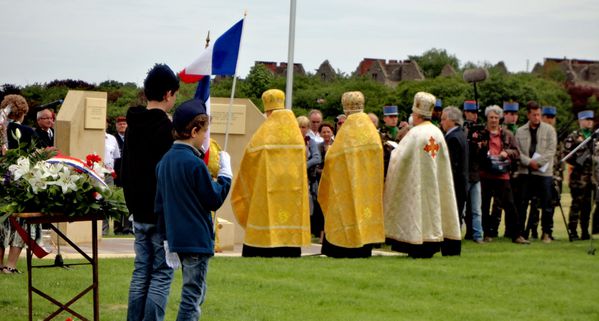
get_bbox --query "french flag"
[179,18,244,164]
[179,19,244,83]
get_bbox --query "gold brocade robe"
[384,122,461,244]
[231,109,311,248]
[317,112,385,248]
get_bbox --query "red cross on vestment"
[423,136,440,158]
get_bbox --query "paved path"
[33,237,400,260]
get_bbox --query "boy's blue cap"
[173,99,207,132]
[542,106,557,116]
[434,99,442,109]
[578,110,594,120]
[503,102,519,112]
[463,100,478,111]
[383,105,398,116]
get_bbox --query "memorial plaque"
[210,103,246,134]
[84,97,106,129]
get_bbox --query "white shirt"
[308,130,324,144]
[104,133,120,169]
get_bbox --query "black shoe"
[531,231,539,239]
[581,233,590,240]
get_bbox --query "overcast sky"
[1,0,598,86]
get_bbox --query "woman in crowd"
[0,94,39,274]
[297,116,322,237]
[478,105,528,244]
[310,122,335,239]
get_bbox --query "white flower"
[8,156,31,180]
[49,166,81,194]
[14,128,21,141]
[26,165,50,194]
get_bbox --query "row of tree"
[0,49,591,136]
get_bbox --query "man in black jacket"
[121,63,179,321]
[441,106,469,235]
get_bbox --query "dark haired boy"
[122,63,180,321]
[156,98,232,320]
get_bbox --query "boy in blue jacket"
[155,98,232,320]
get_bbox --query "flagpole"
[285,0,297,110]
[224,13,246,152]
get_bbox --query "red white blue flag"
[179,19,244,82]
[179,18,244,164]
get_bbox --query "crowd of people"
[3,62,599,320]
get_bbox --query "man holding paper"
[515,102,557,243]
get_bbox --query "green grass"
[1,238,598,321]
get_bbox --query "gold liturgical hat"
[412,92,436,118]
[341,91,364,114]
[262,89,285,112]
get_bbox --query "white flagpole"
[285,0,297,110]
[224,14,247,152]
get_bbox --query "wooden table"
[16,212,102,321]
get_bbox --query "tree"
[240,64,274,104]
[409,48,460,78]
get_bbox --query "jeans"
[127,222,174,321]
[467,181,483,240]
[176,254,210,321]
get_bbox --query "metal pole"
[285,0,297,110]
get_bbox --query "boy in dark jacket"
[156,98,232,320]
[121,63,179,321]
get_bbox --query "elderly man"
[441,106,469,239]
[35,108,55,147]
[308,109,324,143]
[515,103,557,243]
[563,110,596,240]
[318,91,385,258]
[232,89,311,257]
[384,92,461,258]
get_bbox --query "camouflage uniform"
[563,129,595,239]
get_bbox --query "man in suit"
[441,106,470,241]
[35,108,55,147]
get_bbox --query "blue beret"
[578,110,594,120]
[173,99,207,132]
[383,105,398,116]
[503,102,519,112]
[542,106,557,116]
[435,99,442,109]
[463,100,478,111]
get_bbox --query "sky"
[1,0,598,86]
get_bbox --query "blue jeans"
[127,222,174,321]
[468,182,483,240]
[176,254,210,321]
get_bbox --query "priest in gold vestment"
[384,92,461,258]
[231,89,311,257]
[318,91,385,258]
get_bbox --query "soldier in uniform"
[380,105,407,177]
[563,110,595,240]
[541,107,564,238]
[431,99,443,127]
[463,100,484,243]
[502,101,519,135]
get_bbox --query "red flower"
[86,153,102,167]
[66,318,73,321]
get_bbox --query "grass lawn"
[1,193,597,320]
[1,238,598,321]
